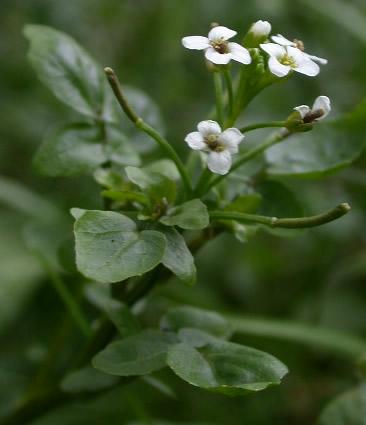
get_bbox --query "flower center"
[210,38,229,54]
[204,134,225,152]
[279,53,297,68]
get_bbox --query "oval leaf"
[93,330,178,376]
[24,25,117,122]
[73,210,166,283]
[167,339,288,395]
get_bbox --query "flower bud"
[250,20,271,37]
[243,20,272,47]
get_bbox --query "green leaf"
[73,209,166,283]
[266,102,366,178]
[34,124,107,177]
[94,168,125,190]
[104,126,140,167]
[24,25,117,122]
[156,225,196,285]
[34,124,140,178]
[93,330,178,376]
[318,385,366,425]
[225,193,262,214]
[167,339,288,395]
[144,160,180,181]
[61,366,118,394]
[126,166,176,204]
[160,199,209,230]
[160,306,232,340]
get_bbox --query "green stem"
[194,167,212,197]
[209,202,351,229]
[213,72,225,127]
[228,315,366,359]
[198,129,289,196]
[37,255,91,338]
[104,67,193,196]
[223,68,234,120]
[240,121,287,133]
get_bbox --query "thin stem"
[213,72,225,127]
[209,202,351,229]
[198,129,289,196]
[228,315,366,359]
[223,68,234,120]
[37,255,91,338]
[240,121,287,133]
[194,167,212,197]
[104,67,193,196]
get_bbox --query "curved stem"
[228,315,366,359]
[198,129,289,196]
[213,72,225,127]
[209,203,351,229]
[104,67,192,196]
[240,121,287,133]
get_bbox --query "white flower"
[182,26,251,65]
[294,96,331,122]
[250,20,272,37]
[260,43,320,77]
[271,34,328,65]
[185,120,244,175]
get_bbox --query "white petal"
[208,26,237,42]
[260,43,286,58]
[197,120,221,136]
[271,34,295,46]
[207,151,232,175]
[295,58,320,76]
[185,132,206,150]
[307,54,328,65]
[227,43,252,64]
[268,56,291,77]
[250,20,271,37]
[182,36,210,50]
[294,105,311,118]
[312,96,331,119]
[205,47,232,64]
[286,47,320,77]
[219,128,244,154]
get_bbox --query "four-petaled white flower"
[271,34,328,65]
[294,96,331,122]
[260,42,320,78]
[250,20,272,37]
[185,120,244,175]
[182,26,252,65]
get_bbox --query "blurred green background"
[1,0,366,424]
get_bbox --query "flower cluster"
[182,20,330,175]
